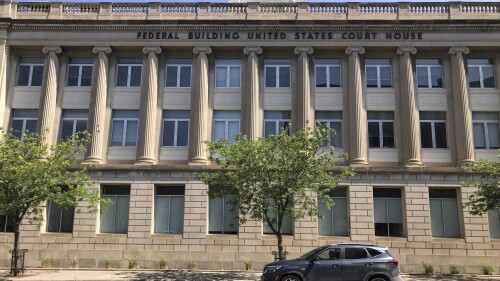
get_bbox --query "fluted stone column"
[243,47,263,139]
[449,47,475,165]
[294,46,314,131]
[84,46,111,164]
[137,47,161,164]
[38,46,62,145]
[189,47,212,165]
[0,36,9,132]
[397,47,422,166]
[346,47,368,165]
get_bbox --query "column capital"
[294,46,314,55]
[397,47,417,55]
[193,46,212,55]
[243,46,263,55]
[92,46,112,54]
[448,46,470,56]
[42,46,62,54]
[345,47,365,55]
[142,46,162,55]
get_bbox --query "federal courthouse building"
[0,0,499,273]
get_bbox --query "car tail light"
[387,260,399,267]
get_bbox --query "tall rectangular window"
[365,59,392,88]
[17,58,44,86]
[162,111,189,147]
[420,111,447,149]
[46,200,74,233]
[315,59,341,88]
[60,110,88,141]
[263,205,293,235]
[468,59,495,88]
[208,187,238,234]
[67,58,93,87]
[110,110,139,146]
[265,60,291,88]
[318,187,348,236]
[315,111,342,148]
[416,59,443,88]
[264,111,291,137]
[373,188,404,237]
[213,111,240,143]
[116,58,142,87]
[368,111,394,148]
[100,185,130,234]
[155,186,184,234]
[215,59,241,88]
[472,112,500,149]
[165,59,192,88]
[488,208,500,239]
[429,189,461,238]
[11,109,38,139]
[0,213,13,232]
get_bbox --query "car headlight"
[264,266,282,273]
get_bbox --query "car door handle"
[365,263,373,266]
[332,264,340,268]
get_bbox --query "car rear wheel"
[369,276,389,281]
[281,275,302,281]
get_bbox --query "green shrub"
[128,258,139,269]
[242,257,253,271]
[70,258,79,268]
[187,258,197,271]
[160,257,168,270]
[42,258,52,268]
[104,259,111,269]
[422,262,433,274]
[449,263,461,274]
[481,263,494,275]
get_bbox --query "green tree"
[0,130,104,276]
[463,153,500,215]
[196,126,354,260]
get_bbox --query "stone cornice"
[397,47,417,55]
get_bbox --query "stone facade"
[0,0,499,274]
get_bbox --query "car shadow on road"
[403,274,500,281]
[114,270,261,281]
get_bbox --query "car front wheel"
[281,275,302,281]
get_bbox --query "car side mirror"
[313,256,320,262]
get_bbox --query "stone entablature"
[3,1,500,22]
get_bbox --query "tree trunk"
[277,233,284,260]
[12,223,20,276]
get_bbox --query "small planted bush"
[70,258,79,268]
[187,258,197,271]
[160,257,168,270]
[449,263,461,274]
[422,262,433,274]
[104,259,111,269]
[481,263,494,275]
[242,257,253,271]
[42,258,52,268]
[128,258,139,269]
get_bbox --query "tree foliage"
[463,153,500,216]
[0,130,104,275]
[196,126,354,259]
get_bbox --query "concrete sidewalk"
[1,270,500,281]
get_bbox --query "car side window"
[317,248,341,260]
[367,248,382,257]
[345,248,369,259]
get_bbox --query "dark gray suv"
[261,244,402,281]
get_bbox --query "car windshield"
[296,246,329,260]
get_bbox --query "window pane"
[430,198,445,237]
[46,201,63,232]
[316,66,327,87]
[264,121,276,138]
[209,197,223,233]
[379,66,392,87]
[331,121,342,147]
[434,122,448,148]
[17,65,31,86]
[330,66,341,87]
[318,198,333,236]
[111,120,124,146]
[388,199,403,224]
[100,196,116,233]
[345,248,368,259]
[488,123,500,148]
[488,209,500,239]
[67,65,80,86]
[365,67,378,87]
[266,67,276,87]
[31,65,44,86]
[163,120,175,146]
[11,120,24,135]
[368,122,380,148]
[116,66,128,86]
[114,196,130,234]
[125,120,138,146]
[228,121,239,143]
[374,198,387,224]
[25,120,37,133]
[215,67,227,87]
[278,66,290,88]
[281,213,293,235]
[229,67,240,87]
[223,197,238,234]
[179,66,191,87]
[420,122,433,148]
[170,197,184,234]
[473,123,486,148]
[416,67,428,88]
[213,121,226,140]
[482,66,495,88]
[332,197,348,236]
[443,198,460,238]
[166,66,178,87]
[61,120,75,140]
[155,196,170,233]
[80,66,93,86]
[60,205,75,233]
[430,66,443,88]
[177,121,189,147]
[468,66,481,88]
[75,120,88,134]
[130,66,142,87]
[382,122,394,148]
